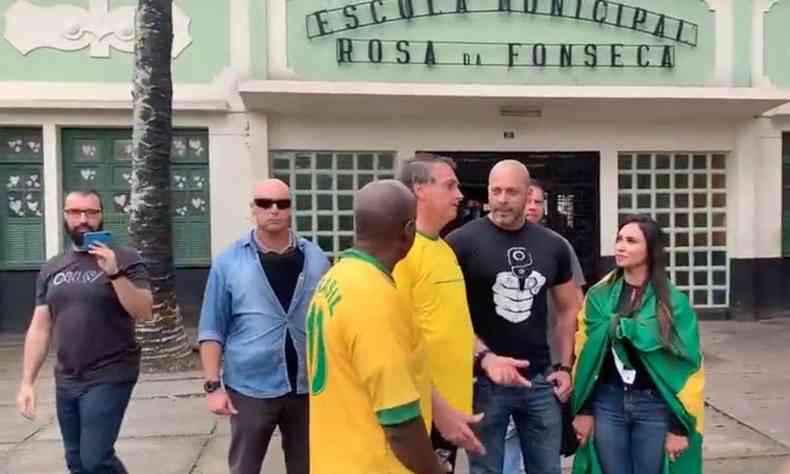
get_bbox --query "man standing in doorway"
[446,160,582,474]
[16,189,153,473]
[307,180,445,474]
[395,154,485,472]
[503,179,587,473]
[198,178,329,474]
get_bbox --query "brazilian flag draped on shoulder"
[571,272,705,474]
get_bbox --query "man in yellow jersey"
[395,154,486,472]
[307,180,445,474]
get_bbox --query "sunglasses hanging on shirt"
[254,198,292,210]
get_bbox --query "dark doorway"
[431,151,601,286]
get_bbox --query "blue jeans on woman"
[55,381,136,473]
[591,383,671,474]
[469,374,561,474]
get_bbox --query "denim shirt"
[198,231,330,398]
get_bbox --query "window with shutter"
[61,129,211,266]
[0,128,45,270]
[170,136,210,266]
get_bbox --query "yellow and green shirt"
[393,232,475,415]
[307,249,432,474]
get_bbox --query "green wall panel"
[0,0,230,83]
[765,0,790,88]
[251,0,267,79]
[287,0,716,85]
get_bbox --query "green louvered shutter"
[0,129,45,270]
[170,131,211,266]
[61,129,211,266]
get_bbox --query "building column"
[248,112,270,180]
[729,118,783,319]
[42,123,62,258]
[599,146,619,259]
[208,112,260,256]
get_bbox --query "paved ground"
[0,319,789,473]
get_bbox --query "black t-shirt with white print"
[446,217,572,376]
[35,246,150,385]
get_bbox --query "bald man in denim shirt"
[199,179,329,474]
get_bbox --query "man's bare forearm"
[112,278,153,322]
[199,341,223,381]
[384,417,445,474]
[554,292,582,366]
[551,282,583,367]
[21,310,52,385]
[552,312,576,367]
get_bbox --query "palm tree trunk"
[129,0,193,371]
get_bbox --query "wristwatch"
[552,363,573,375]
[203,380,222,394]
[473,349,492,375]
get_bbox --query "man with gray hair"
[394,153,485,472]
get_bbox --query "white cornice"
[239,79,790,101]
[0,82,228,111]
[238,80,790,121]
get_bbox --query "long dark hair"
[615,214,675,347]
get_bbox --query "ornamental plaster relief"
[3,0,192,58]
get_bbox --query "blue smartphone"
[82,231,112,251]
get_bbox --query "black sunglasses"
[254,198,292,210]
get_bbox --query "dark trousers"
[227,387,309,474]
[56,381,135,474]
[592,383,672,474]
[431,424,459,473]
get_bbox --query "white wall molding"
[267,0,295,79]
[705,0,734,86]
[0,82,228,111]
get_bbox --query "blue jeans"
[592,383,671,474]
[469,374,561,474]
[503,417,525,473]
[56,381,135,473]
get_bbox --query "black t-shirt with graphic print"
[35,246,150,385]
[446,217,572,376]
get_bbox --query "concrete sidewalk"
[0,319,789,473]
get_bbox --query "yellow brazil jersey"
[307,249,432,474]
[393,231,475,415]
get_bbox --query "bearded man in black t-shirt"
[16,189,152,474]
[446,160,582,474]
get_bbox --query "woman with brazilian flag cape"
[571,270,705,474]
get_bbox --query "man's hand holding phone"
[85,233,119,277]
